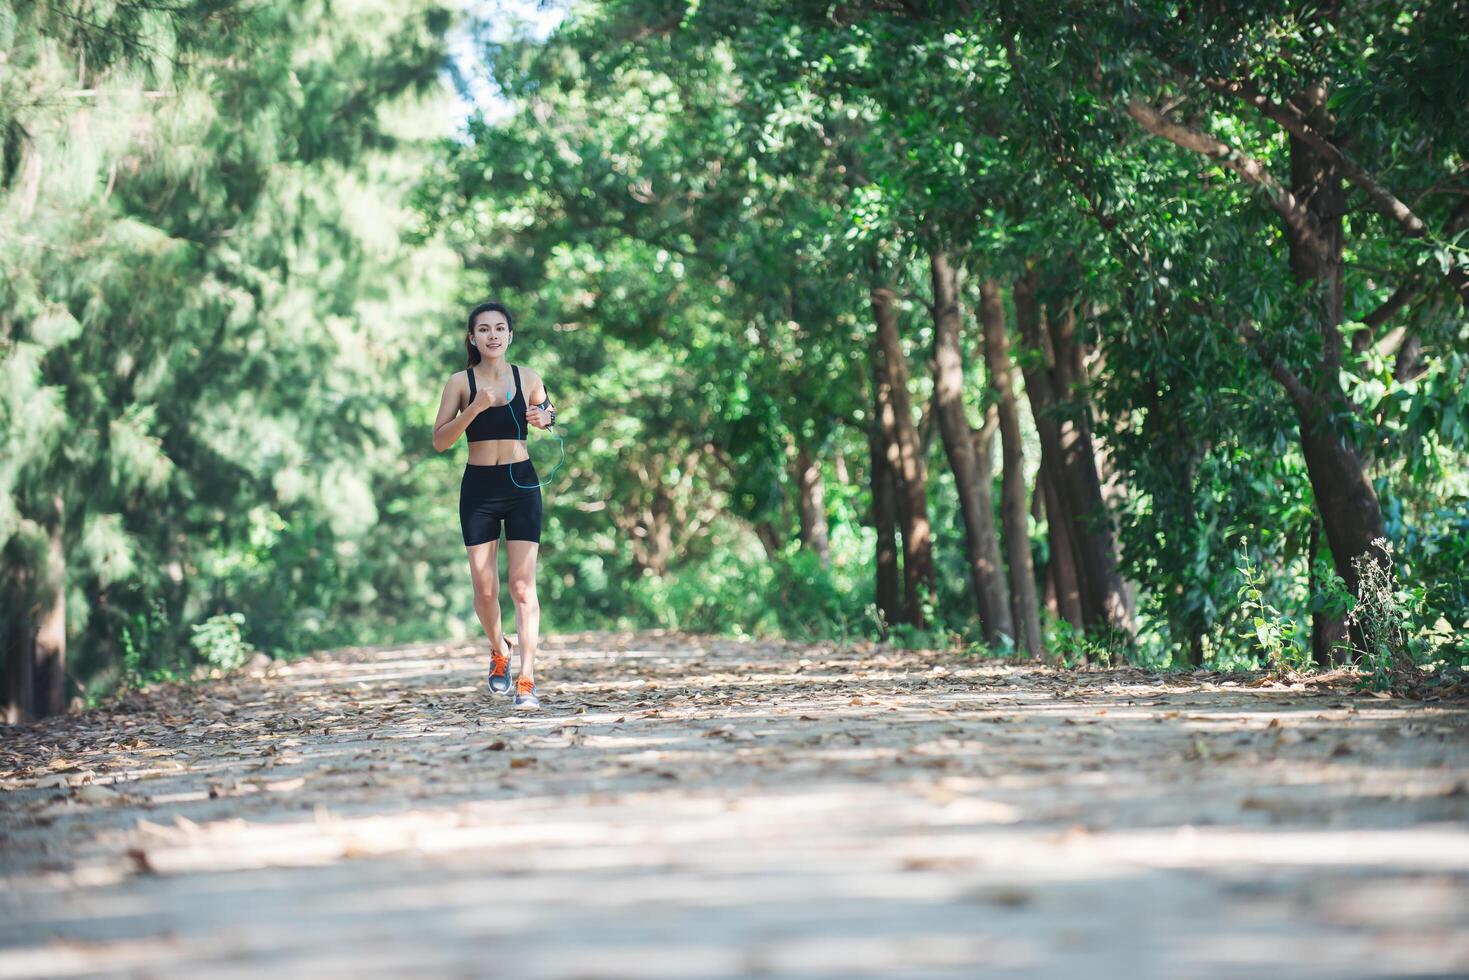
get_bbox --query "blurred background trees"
[1,0,461,718]
[5,0,1465,719]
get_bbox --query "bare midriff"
[467,438,530,466]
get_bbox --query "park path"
[2,631,1467,979]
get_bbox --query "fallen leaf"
[263,777,306,793]
[127,848,156,874]
[978,886,1033,907]
[72,784,122,805]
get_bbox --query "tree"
[3,0,458,718]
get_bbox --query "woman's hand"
[526,404,555,429]
[469,387,494,415]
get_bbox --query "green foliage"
[1235,551,1309,672]
[1048,620,1106,668]
[119,597,170,692]
[628,546,876,645]
[422,0,1469,679]
[887,622,947,652]
[1345,539,1439,691]
[2,0,464,706]
[6,0,1468,712]
[190,613,254,673]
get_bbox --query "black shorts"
[460,461,543,546]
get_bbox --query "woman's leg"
[505,539,540,681]
[467,540,509,656]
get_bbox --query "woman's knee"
[472,575,501,604]
[508,577,537,605]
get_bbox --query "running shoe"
[487,636,513,694]
[514,676,540,710]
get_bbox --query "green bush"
[1235,550,1309,672]
[190,613,255,673]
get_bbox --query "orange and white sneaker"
[513,676,539,710]
[487,636,513,694]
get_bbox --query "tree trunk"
[969,402,1016,631]
[1308,521,1349,666]
[1015,288,1083,634]
[1085,353,1138,620]
[872,337,912,618]
[970,403,1010,633]
[1393,334,1423,383]
[1299,411,1386,599]
[1040,464,1086,630]
[1282,85,1388,649]
[930,252,1011,642]
[1031,472,1059,618]
[868,423,902,632]
[3,592,36,725]
[751,519,783,562]
[794,445,830,568]
[36,514,66,716]
[978,278,1044,658]
[871,264,935,626]
[3,499,67,722]
[1014,270,1128,636]
[1045,298,1134,635]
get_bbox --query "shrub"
[190,613,255,672]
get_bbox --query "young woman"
[432,301,556,709]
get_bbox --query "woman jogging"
[432,301,556,709]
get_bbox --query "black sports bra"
[465,364,528,442]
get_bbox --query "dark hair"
[465,301,514,366]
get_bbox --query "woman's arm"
[432,374,486,452]
[523,367,556,430]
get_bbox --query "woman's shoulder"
[514,363,543,383]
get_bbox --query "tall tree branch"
[1349,181,1469,351]
[1163,66,1468,310]
[1352,281,1419,353]
[1124,98,1328,258]
[1201,77,1429,239]
[1236,321,1314,415]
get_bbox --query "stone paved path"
[2,631,1467,978]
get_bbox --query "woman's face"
[471,311,512,358]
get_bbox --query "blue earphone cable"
[507,382,565,490]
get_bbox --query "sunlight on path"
[3,632,1467,978]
